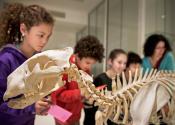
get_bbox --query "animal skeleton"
[3,47,175,125]
[94,69,175,125]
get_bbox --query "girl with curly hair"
[0,3,54,125]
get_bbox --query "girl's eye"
[118,61,122,64]
[38,34,44,38]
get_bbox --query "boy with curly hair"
[51,35,104,125]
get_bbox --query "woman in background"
[142,34,174,125]
[142,34,175,71]
[0,3,54,125]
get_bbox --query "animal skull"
[4,47,73,109]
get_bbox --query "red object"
[69,54,76,64]
[96,84,107,90]
[51,78,83,125]
[51,54,92,124]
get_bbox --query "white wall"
[44,30,76,50]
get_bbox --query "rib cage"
[76,68,175,125]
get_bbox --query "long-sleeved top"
[0,44,35,125]
[142,52,175,71]
[94,72,113,90]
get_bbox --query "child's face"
[76,56,97,73]
[23,23,53,52]
[110,53,127,74]
[128,63,141,75]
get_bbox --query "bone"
[128,70,132,85]
[133,68,138,83]
[113,101,122,123]
[112,77,117,93]
[121,94,129,124]
[137,68,143,81]
[116,74,122,90]
[3,49,175,125]
[122,72,127,87]
[146,68,154,79]
[142,68,149,81]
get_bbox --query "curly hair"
[126,52,142,67]
[109,49,127,62]
[0,3,54,47]
[74,35,104,62]
[143,34,172,57]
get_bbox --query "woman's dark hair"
[126,52,142,67]
[74,35,104,62]
[0,3,54,47]
[143,34,172,57]
[109,49,127,62]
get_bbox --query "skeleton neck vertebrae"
[3,48,175,125]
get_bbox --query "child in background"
[94,49,127,90]
[125,52,142,80]
[51,35,104,125]
[0,3,54,125]
[84,49,127,125]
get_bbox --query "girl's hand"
[35,97,51,115]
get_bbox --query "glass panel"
[145,0,165,35]
[76,26,88,41]
[81,27,88,37]
[97,2,105,44]
[121,0,139,52]
[165,0,175,35]
[89,9,97,36]
[92,1,105,76]
[164,0,175,56]
[107,0,122,56]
